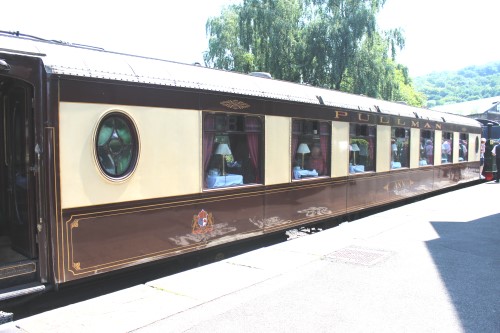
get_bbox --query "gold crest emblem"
[192,209,214,234]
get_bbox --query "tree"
[341,30,425,106]
[301,0,386,90]
[204,0,425,106]
[205,5,253,72]
[205,0,303,80]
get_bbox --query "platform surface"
[2,182,499,332]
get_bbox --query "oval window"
[95,112,139,180]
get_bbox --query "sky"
[2,0,499,77]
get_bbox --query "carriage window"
[292,119,331,180]
[391,127,410,169]
[349,123,376,173]
[203,113,263,189]
[442,131,453,164]
[95,112,139,180]
[459,133,468,162]
[420,130,434,166]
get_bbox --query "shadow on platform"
[427,213,500,333]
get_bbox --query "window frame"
[420,129,435,167]
[441,131,454,164]
[93,110,140,182]
[390,127,411,170]
[202,112,264,190]
[459,133,469,162]
[349,123,377,174]
[291,118,332,181]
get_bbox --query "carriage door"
[1,79,37,262]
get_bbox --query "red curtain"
[291,134,299,167]
[246,117,261,183]
[203,116,215,176]
[319,123,329,173]
[368,137,375,171]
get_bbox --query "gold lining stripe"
[63,178,348,221]
[67,210,345,274]
[63,166,478,276]
[0,262,36,280]
[47,127,63,283]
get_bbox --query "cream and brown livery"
[0,31,481,300]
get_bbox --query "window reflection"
[459,133,468,161]
[292,119,331,179]
[442,132,453,164]
[391,127,410,169]
[203,113,262,189]
[349,124,376,173]
[420,130,434,166]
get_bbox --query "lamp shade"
[350,143,360,152]
[215,143,232,155]
[297,143,310,154]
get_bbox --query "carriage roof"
[0,32,480,128]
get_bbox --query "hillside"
[413,62,500,107]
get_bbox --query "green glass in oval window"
[96,115,137,178]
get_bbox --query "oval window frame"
[93,110,140,182]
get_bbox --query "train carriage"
[0,31,481,298]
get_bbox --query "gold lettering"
[435,123,442,130]
[334,111,349,119]
[424,122,432,129]
[397,118,406,126]
[379,116,390,124]
[358,113,370,122]
[411,121,419,128]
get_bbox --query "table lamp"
[215,143,232,176]
[351,143,360,165]
[297,143,310,169]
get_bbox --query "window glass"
[442,131,453,164]
[349,124,376,173]
[292,119,331,179]
[203,113,263,189]
[391,127,410,169]
[420,130,434,166]
[459,133,468,161]
[95,112,139,179]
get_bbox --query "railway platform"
[2,181,499,333]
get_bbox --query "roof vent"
[249,72,272,79]
[317,95,325,105]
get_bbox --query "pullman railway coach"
[0,31,481,299]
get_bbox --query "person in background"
[442,139,451,162]
[479,138,486,179]
[492,140,500,183]
[425,140,434,165]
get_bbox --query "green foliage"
[204,0,424,106]
[414,62,500,107]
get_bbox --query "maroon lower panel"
[57,164,478,283]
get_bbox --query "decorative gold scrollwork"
[72,262,81,270]
[220,100,250,110]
